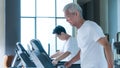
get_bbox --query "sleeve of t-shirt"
[66,38,78,53]
[66,39,73,52]
[92,26,105,42]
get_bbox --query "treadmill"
[11,42,36,68]
[30,39,65,68]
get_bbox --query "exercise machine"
[11,42,36,68]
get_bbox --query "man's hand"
[64,61,72,68]
[52,60,58,65]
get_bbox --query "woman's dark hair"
[53,25,66,35]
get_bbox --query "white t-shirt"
[77,20,107,68]
[61,36,80,64]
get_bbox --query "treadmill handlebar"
[16,42,30,57]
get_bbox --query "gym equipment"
[11,39,68,68]
[30,39,55,68]
[114,42,120,68]
[11,42,36,68]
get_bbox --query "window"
[21,0,73,55]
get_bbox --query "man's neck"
[77,18,85,29]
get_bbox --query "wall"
[100,0,120,43]
[82,1,94,21]
[93,0,100,25]
[82,0,100,25]
[108,0,118,42]
[0,0,5,67]
[100,0,108,34]
[0,0,20,67]
[5,0,20,55]
[118,0,120,32]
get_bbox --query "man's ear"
[61,32,65,35]
[75,11,79,16]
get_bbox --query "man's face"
[56,33,64,40]
[64,10,76,26]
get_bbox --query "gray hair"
[63,3,83,18]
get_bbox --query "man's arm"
[98,37,114,68]
[52,51,70,65]
[50,51,63,58]
[64,50,80,68]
